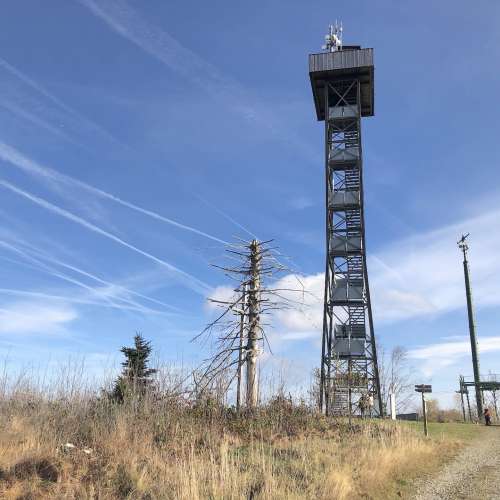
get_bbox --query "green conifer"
[112,333,157,402]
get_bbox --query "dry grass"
[0,392,459,500]
[0,367,463,499]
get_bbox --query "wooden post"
[422,392,428,437]
[415,385,432,435]
[246,240,261,409]
[236,285,246,413]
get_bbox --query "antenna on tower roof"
[322,21,343,52]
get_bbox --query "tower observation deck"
[309,28,383,417]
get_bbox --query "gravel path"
[412,426,500,500]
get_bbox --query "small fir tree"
[112,333,157,402]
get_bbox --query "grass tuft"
[0,377,479,498]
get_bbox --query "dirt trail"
[412,426,500,500]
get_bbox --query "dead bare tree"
[378,345,415,414]
[192,239,304,410]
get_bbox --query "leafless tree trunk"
[246,240,261,409]
[236,285,246,413]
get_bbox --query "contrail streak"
[6,237,179,311]
[0,102,78,145]
[0,179,211,295]
[194,193,257,239]
[0,57,120,145]
[0,240,168,316]
[77,0,319,164]
[0,142,228,245]
[0,287,167,313]
[0,58,76,116]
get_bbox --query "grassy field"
[0,390,477,499]
[404,420,485,441]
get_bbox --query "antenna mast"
[322,21,343,52]
[458,233,483,420]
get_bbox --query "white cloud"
[205,285,238,313]
[0,302,77,335]
[206,204,500,349]
[407,336,500,377]
[271,273,323,334]
[206,273,323,347]
[369,208,500,322]
[281,331,317,341]
[210,205,500,346]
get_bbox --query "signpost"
[415,385,432,437]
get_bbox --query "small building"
[397,412,419,421]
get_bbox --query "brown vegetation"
[0,383,461,499]
[423,398,464,423]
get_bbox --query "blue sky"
[0,0,499,407]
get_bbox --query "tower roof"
[309,47,374,120]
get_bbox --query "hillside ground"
[0,394,484,499]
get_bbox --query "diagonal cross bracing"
[321,79,382,417]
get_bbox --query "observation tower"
[309,24,383,416]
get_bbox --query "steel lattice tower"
[309,28,383,416]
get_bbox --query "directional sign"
[415,384,432,393]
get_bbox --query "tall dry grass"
[0,368,447,499]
